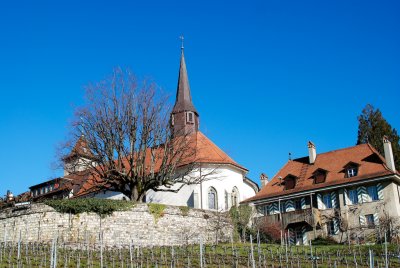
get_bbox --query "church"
[29,47,258,211]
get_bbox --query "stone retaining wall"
[0,203,233,247]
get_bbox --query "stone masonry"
[0,203,233,247]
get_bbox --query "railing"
[256,208,321,228]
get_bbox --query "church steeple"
[171,45,199,135]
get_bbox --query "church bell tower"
[171,44,199,136]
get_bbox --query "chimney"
[383,136,396,172]
[308,141,316,164]
[260,173,268,187]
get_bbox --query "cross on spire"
[179,35,184,50]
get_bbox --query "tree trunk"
[130,186,140,202]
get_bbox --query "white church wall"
[199,165,254,211]
[146,183,199,207]
[146,164,257,211]
[85,190,128,200]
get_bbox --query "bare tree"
[229,205,253,242]
[61,67,208,201]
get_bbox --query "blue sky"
[0,0,399,196]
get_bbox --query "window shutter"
[317,194,325,209]
[359,215,366,227]
[377,183,384,200]
[344,189,350,205]
[302,226,308,245]
[256,205,264,214]
[272,202,279,214]
[301,197,307,209]
[267,204,272,215]
[331,192,338,208]
[373,213,379,226]
[288,228,295,245]
[357,186,367,203]
[333,218,339,234]
[285,200,295,212]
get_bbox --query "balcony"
[256,208,321,229]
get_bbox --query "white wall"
[88,190,128,200]
[146,164,257,211]
[146,183,198,207]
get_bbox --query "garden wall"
[0,203,233,247]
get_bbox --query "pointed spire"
[172,48,198,115]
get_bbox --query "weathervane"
[179,35,184,50]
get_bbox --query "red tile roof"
[245,143,397,203]
[71,131,247,198]
[65,136,94,160]
[190,132,247,171]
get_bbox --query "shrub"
[258,221,282,243]
[44,198,135,217]
[148,203,166,222]
[179,206,190,216]
[312,236,339,245]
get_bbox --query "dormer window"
[313,169,327,184]
[186,112,194,124]
[283,175,297,190]
[347,167,358,178]
[343,162,360,178]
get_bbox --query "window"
[208,187,218,210]
[313,170,327,184]
[186,112,194,123]
[367,185,379,201]
[365,214,375,227]
[231,187,239,207]
[348,189,358,204]
[346,167,358,178]
[323,194,332,209]
[284,176,296,190]
[170,115,175,126]
[327,221,336,235]
[294,199,302,210]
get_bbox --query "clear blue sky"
[1,0,399,196]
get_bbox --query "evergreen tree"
[357,104,400,170]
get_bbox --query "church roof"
[244,143,397,203]
[65,136,94,160]
[191,132,247,171]
[172,49,198,114]
[71,131,248,198]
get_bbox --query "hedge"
[44,198,135,217]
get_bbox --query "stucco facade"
[146,165,257,211]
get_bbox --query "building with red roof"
[244,137,400,244]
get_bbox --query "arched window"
[231,187,239,207]
[208,187,218,210]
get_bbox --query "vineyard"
[1,240,400,267]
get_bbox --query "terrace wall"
[0,203,233,247]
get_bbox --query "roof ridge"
[292,143,370,161]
